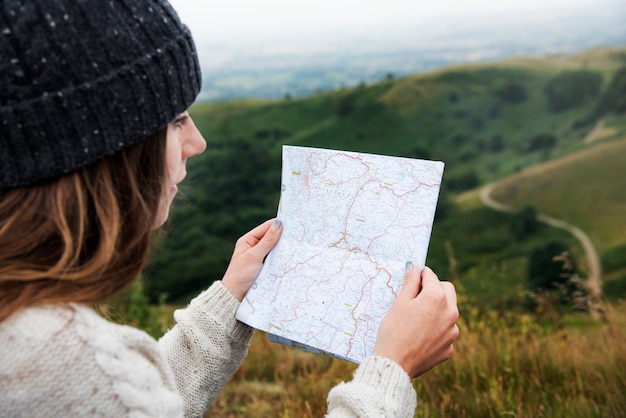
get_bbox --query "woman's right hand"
[374,264,459,379]
[221,219,283,302]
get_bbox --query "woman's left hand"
[221,219,283,301]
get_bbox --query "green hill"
[146,46,626,305]
[491,135,626,299]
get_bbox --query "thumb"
[397,261,422,301]
[248,219,283,260]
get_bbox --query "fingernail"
[405,261,414,272]
[273,219,283,230]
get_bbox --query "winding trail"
[480,182,602,300]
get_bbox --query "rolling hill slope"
[490,135,626,299]
[146,46,626,304]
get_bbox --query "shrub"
[335,95,355,116]
[602,243,626,273]
[487,134,504,153]
[527,241,576,291]
[495,82,528,103]
[446,171,480,192]
[594,66,626,116]
[544,70,602,112]
[510,205,539,240]
[526,133,557,152]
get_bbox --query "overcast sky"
[168,0,610,44]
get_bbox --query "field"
[491,136,626,251]
[202,302,626,417]
[109,46,626,416]
[491,134,626,300]
[210,131,626,418]
[111,284,626,417]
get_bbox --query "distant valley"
[195,4,626,101]
[147,46,626,307]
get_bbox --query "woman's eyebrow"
[173,114,189,124]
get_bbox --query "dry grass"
[205,300,626,417]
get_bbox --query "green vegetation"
[107,282,626,417]
[510,205,540,240]
[109,295,626,417]
[544,70,602,113]
[146,47,626,304]
[107,46,626,417]
[592,67,626,117]
[491,135,626,301]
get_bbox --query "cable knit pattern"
[0,303,183,417]
[0,281,246,418]
[0,281,417,417]
[326,356,417,417]
[158,281,254,417]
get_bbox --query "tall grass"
[415,302,626,418]
[204,300,626,417]
[107,279,625,416]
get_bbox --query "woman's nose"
[185,118,207,158]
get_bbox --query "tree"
[526,133,557,152]
[495,82,528,104]
[487,134,504,153]
[510,205,539,240]
[526,245,592,315]
[593,66,626,116]
[544,70,602,112]
[527,241,576,291]
[335,94,355,117]
[446,171,480,192]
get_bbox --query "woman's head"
[0,0,205,320]
[0,0,201,188]
[0,129,167,321]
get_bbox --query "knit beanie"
[0,0,202,189]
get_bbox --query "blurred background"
[170,0,625,100]
[116,1,626,416]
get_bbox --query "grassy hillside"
[491,136,626,249]
[193,46,626,181]
[110,46,626,417]
[491,135,626,299]
[109,287,626,417]
[202,302,626,417]
[146,46,626,305]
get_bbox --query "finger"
[247,219,283,259]
[239,219,275,248]
[419,266,440,290]
[397,261,421,301]
[442,281,457,307]
[245,218,275,240]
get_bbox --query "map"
[236,146,444,363]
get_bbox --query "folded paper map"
[236,145,444,363]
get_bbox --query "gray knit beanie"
[0,0,201,189]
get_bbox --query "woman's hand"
[374,264,459,379]
[221,219,283,301]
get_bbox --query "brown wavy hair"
[0,129,167,322]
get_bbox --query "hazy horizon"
[167,0,626,101]
[170,0,622,42]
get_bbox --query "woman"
[0,0,459,416]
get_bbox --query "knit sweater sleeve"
[158,281,254,417]
[0,302,186,417]
[326,356,418,417]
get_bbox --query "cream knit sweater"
[0,281,416,417]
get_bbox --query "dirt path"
[480,183,603,301]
